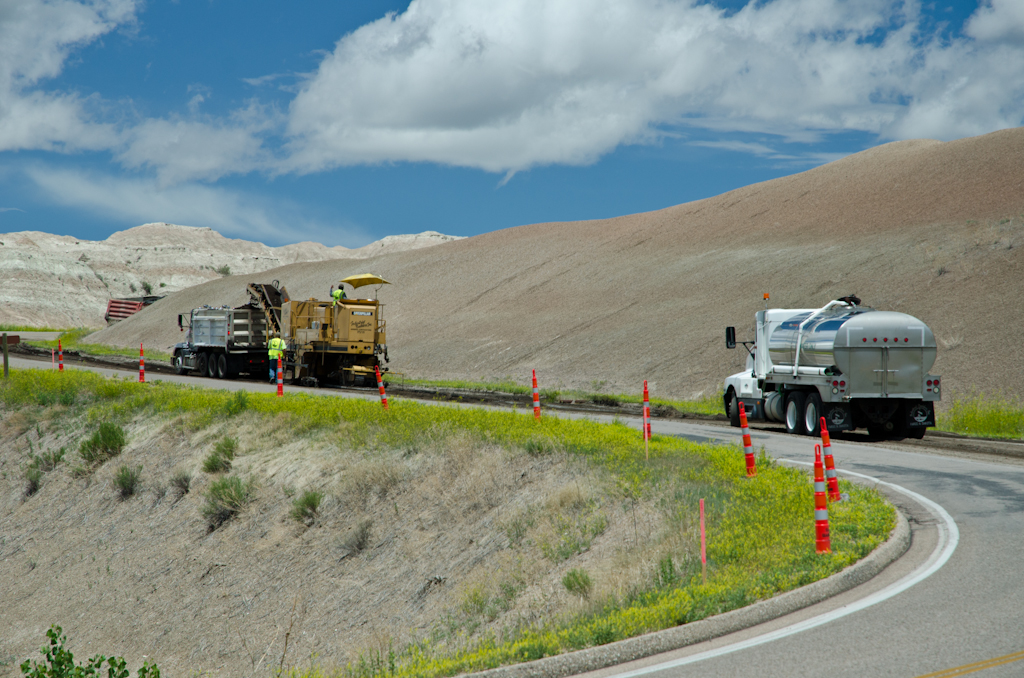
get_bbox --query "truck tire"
[216,354,228,379]
[785,391,807,435]
[206,353,218,378]
[174,354,188,375]
[728,390,740,428]
[196,353,208,378]
[803,392,822,436]
[908,427,926,440]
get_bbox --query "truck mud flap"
[906,401,935,428]
[823,403,853,432]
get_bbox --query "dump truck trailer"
[171,305,270,379]
[723,296,940,439]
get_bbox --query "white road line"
[611,464,959,678]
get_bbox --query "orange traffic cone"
[139,343,145,383]
[739,402,757,477]
[276,357,283,397]
[58,339,64,372]
[375,364,389,410]
[814,444,832,554]
[819,416,841,501]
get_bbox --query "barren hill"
[90,128,1024,401]
[0,224,460,328]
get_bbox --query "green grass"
[399,377,725,417]
[2,369,893,677]
[0,324,66,332]
[24,328,172,362]
[79,422,127,465]
[290,489,324,525]
[202,436,238,473]
[936,393,1024,439]
[114,464,143,500]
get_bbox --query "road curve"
[7,357,1024,677]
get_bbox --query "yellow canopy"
[340,274,391,289]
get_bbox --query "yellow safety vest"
[268,337,285,359]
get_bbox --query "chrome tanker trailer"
[723,296,941,439]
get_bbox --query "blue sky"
[0,0,1021,247]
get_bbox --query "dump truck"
[171,276,390,386]
[723,295,940,439]
[171,303,272,378]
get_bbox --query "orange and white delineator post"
[375,364,389,410]
[820,416,842,502]
[642,380,651,460]
[739,402,757,477]
[532,369,541,420]
[139,343,145,383]
[58,339,64,372]
[814,443,832,554]
[276,356,283,397]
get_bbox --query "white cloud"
[281,0,1024,173]
[966,0,1024,44]
[24,166,369,247]
[0,0,137,152]
[2,0,1023,183]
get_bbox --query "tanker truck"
[723,296,940,439]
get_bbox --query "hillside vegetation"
[1,370,892,677]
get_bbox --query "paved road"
[7,357,1024,677]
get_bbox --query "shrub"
[339,519,372,556]
[25,467,42,497]
[20,625,160,678]
[114,465,142,500]
[202,436,237,473]
[79,422,127,465]
[202,476,255,529]
[141,281,153,295]
[562,568,593,599]
[290,489,324,526]
[170,469,192,496]
[224,390,249,416]
[34,448,65,472]
[215,264,231,276]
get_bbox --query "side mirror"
[177,314,184,330]
[725,326,736,349]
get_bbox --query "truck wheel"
[785,392,807,435]
[908,427,926,440]
[216,354,228,379]
[174,354,188,375]
[803,393,822,436]
[196,353,208,378]
[206,353,218,378]
[728,390,740,428]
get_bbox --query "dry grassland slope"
[91,128,1024,400]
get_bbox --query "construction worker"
[331,284,347,307]
[268,335,286,382]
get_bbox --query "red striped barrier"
[139,343,145,383]
[58,340,63,372]
[276,357,283,397]
[532,369,540,421]
[739,402,757,477]
[814,443,832,554]
[375,365,389,410]
[819,416,841,502]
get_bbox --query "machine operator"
[331,283,347,307]
[268,335,286,382]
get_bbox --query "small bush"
[141,281,153,295]
[215,264,231,276]
[20,625,160,678]
[79,422,127,465]
[25,467,42,497]
[340,519,373,555]
[202,436,237,473]
[114,465,142,500]
[170,469,192,496]
[202,476,256,529]
[562,568,593,599]
[290,489,324,525]
[34,448,65,472]
[224,390,248,416]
